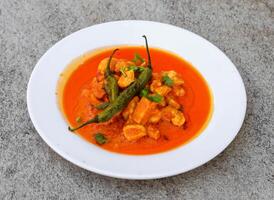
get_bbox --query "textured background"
[0,0,273,199]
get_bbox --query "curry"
[57,37,213,155]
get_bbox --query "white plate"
[27,20,246,179]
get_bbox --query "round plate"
[27,20,246,179]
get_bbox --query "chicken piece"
[80,89,101,106]
[147,125,160,140]
[118,70,135,88]
[155,85,172,97]
[132,97,157,124]
[89,93,101,106]
[148,109,161,123]
[115,60,127,72]
[114,60,135,73]
[162,71,184,86]
[173,77,184,86]
[161,106,175,122]
[172,86,185,97]
[80,89,90,97]
[122,96,139,120]
[98,57,118,74]
[172,72,184,86]
[161,106,185,127]
[162,70,177,79]
[152,72,161,81]
[171,111,185,126]
[167,96,181,109]
[140,61,147,67]
[123,124,146,141]
[96,73,104,82]
[90,77,106,99]
[125,116,135,125]
[150,79,162,93]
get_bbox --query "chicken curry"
[57,36,212,155]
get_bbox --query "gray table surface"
[0,0,273,199]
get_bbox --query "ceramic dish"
[27,20,246,179]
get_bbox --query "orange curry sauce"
[58,46,213,155]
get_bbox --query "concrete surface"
[0,0,273,199]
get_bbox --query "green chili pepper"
[68,35,152,132]
[95,102,110,110]
[69,68,152,131]
[143,35,152,69]
[104,49,119,103]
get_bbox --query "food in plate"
[57,36,212,155]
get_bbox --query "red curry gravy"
[57,46,213,155]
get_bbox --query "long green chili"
[104,49,119,103]
[95,102,110,110]
[68,36,152,131]
[142,35,152,69]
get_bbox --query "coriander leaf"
[120,67,127,77]
[95,102,110,110]
[75,117,82,123]
[127,66,146,72]
[162,75,174,86]
[94,133,107,145]
[140,88,149,97]
[138,67,145,72]
[132,53,144,63]
[127,66,139,71]
[146,94,163,103]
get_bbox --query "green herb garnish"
[76,117,82,123]
[146,94,163,103]
[120,67,127,77]
[95,102,110,110]
[128,66,139,71]
[140,88,163,103]
[140,88,149,97]
[94,133,107,145]
[162,75,173,86]
[128,66,145,72]
[132,53,144,63]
